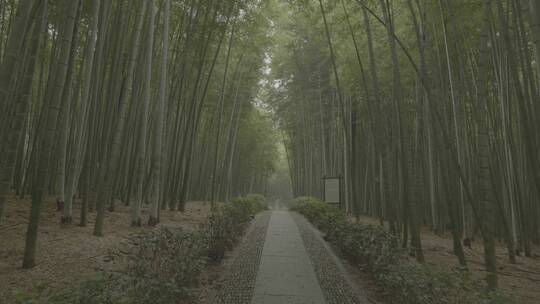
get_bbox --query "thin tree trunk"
[132,0,156,226]
[149,0,169,226]
[22,0,80,269]
[478,0,498,289]
[0,0,36,224]
[210,20,235,207]
[94,1,146,236]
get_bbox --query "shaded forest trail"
[2,0,540,303]
[213,201,366,304]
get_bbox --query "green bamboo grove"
[263,0,540,289]
[1,0,540,292]
[0,0,278,269]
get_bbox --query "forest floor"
[2,196,540,304]
[0,194,221,303]
[355,216,540,304]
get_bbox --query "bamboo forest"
[1,0,540,303]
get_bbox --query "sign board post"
[322,176,342,208]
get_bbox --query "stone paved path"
[212,201,367,304]
[251,210,326,304]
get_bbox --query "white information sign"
[324,177,341,204]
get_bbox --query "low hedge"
[291,196,511,304]
[207,195,267,260]
[16,196,266,304]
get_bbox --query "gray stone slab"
[251,211,326,304]
[257,256,314,275]
[251,294,324,304]
[254,274,321,296]
[262,238,307,256]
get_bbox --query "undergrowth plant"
[291,197,512,304]
[16,196,266,304]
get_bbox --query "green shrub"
[18,196,267,304]
[15,282,77,304]
[206,206,238,260]
[292,196,511,304]
[128,227,208,303]
[207,195,267,260]
[77,273,127,304]
[15,275,127,304]
[245,193,266,205]
[233,195,267,215]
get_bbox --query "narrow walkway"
[251,210,326,304]
[212,201,366,304]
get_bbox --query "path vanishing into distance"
[4,0,540,302]
[213,201,366,304]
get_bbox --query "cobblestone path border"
[292,212,368,304]
[211,211,271,304]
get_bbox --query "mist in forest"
[1,0,540,303]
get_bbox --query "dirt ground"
[0,194,216,303]
[355,216,540,304]
[3,197,539,304]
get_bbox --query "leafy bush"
[129,228,208,303]
[291,197,511,304]
[15,282,77,304]
[245,193,266,204]
[17,196,267,304]
[77,273,126,304]
[207,195,267,260]
[15,274,128,304]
